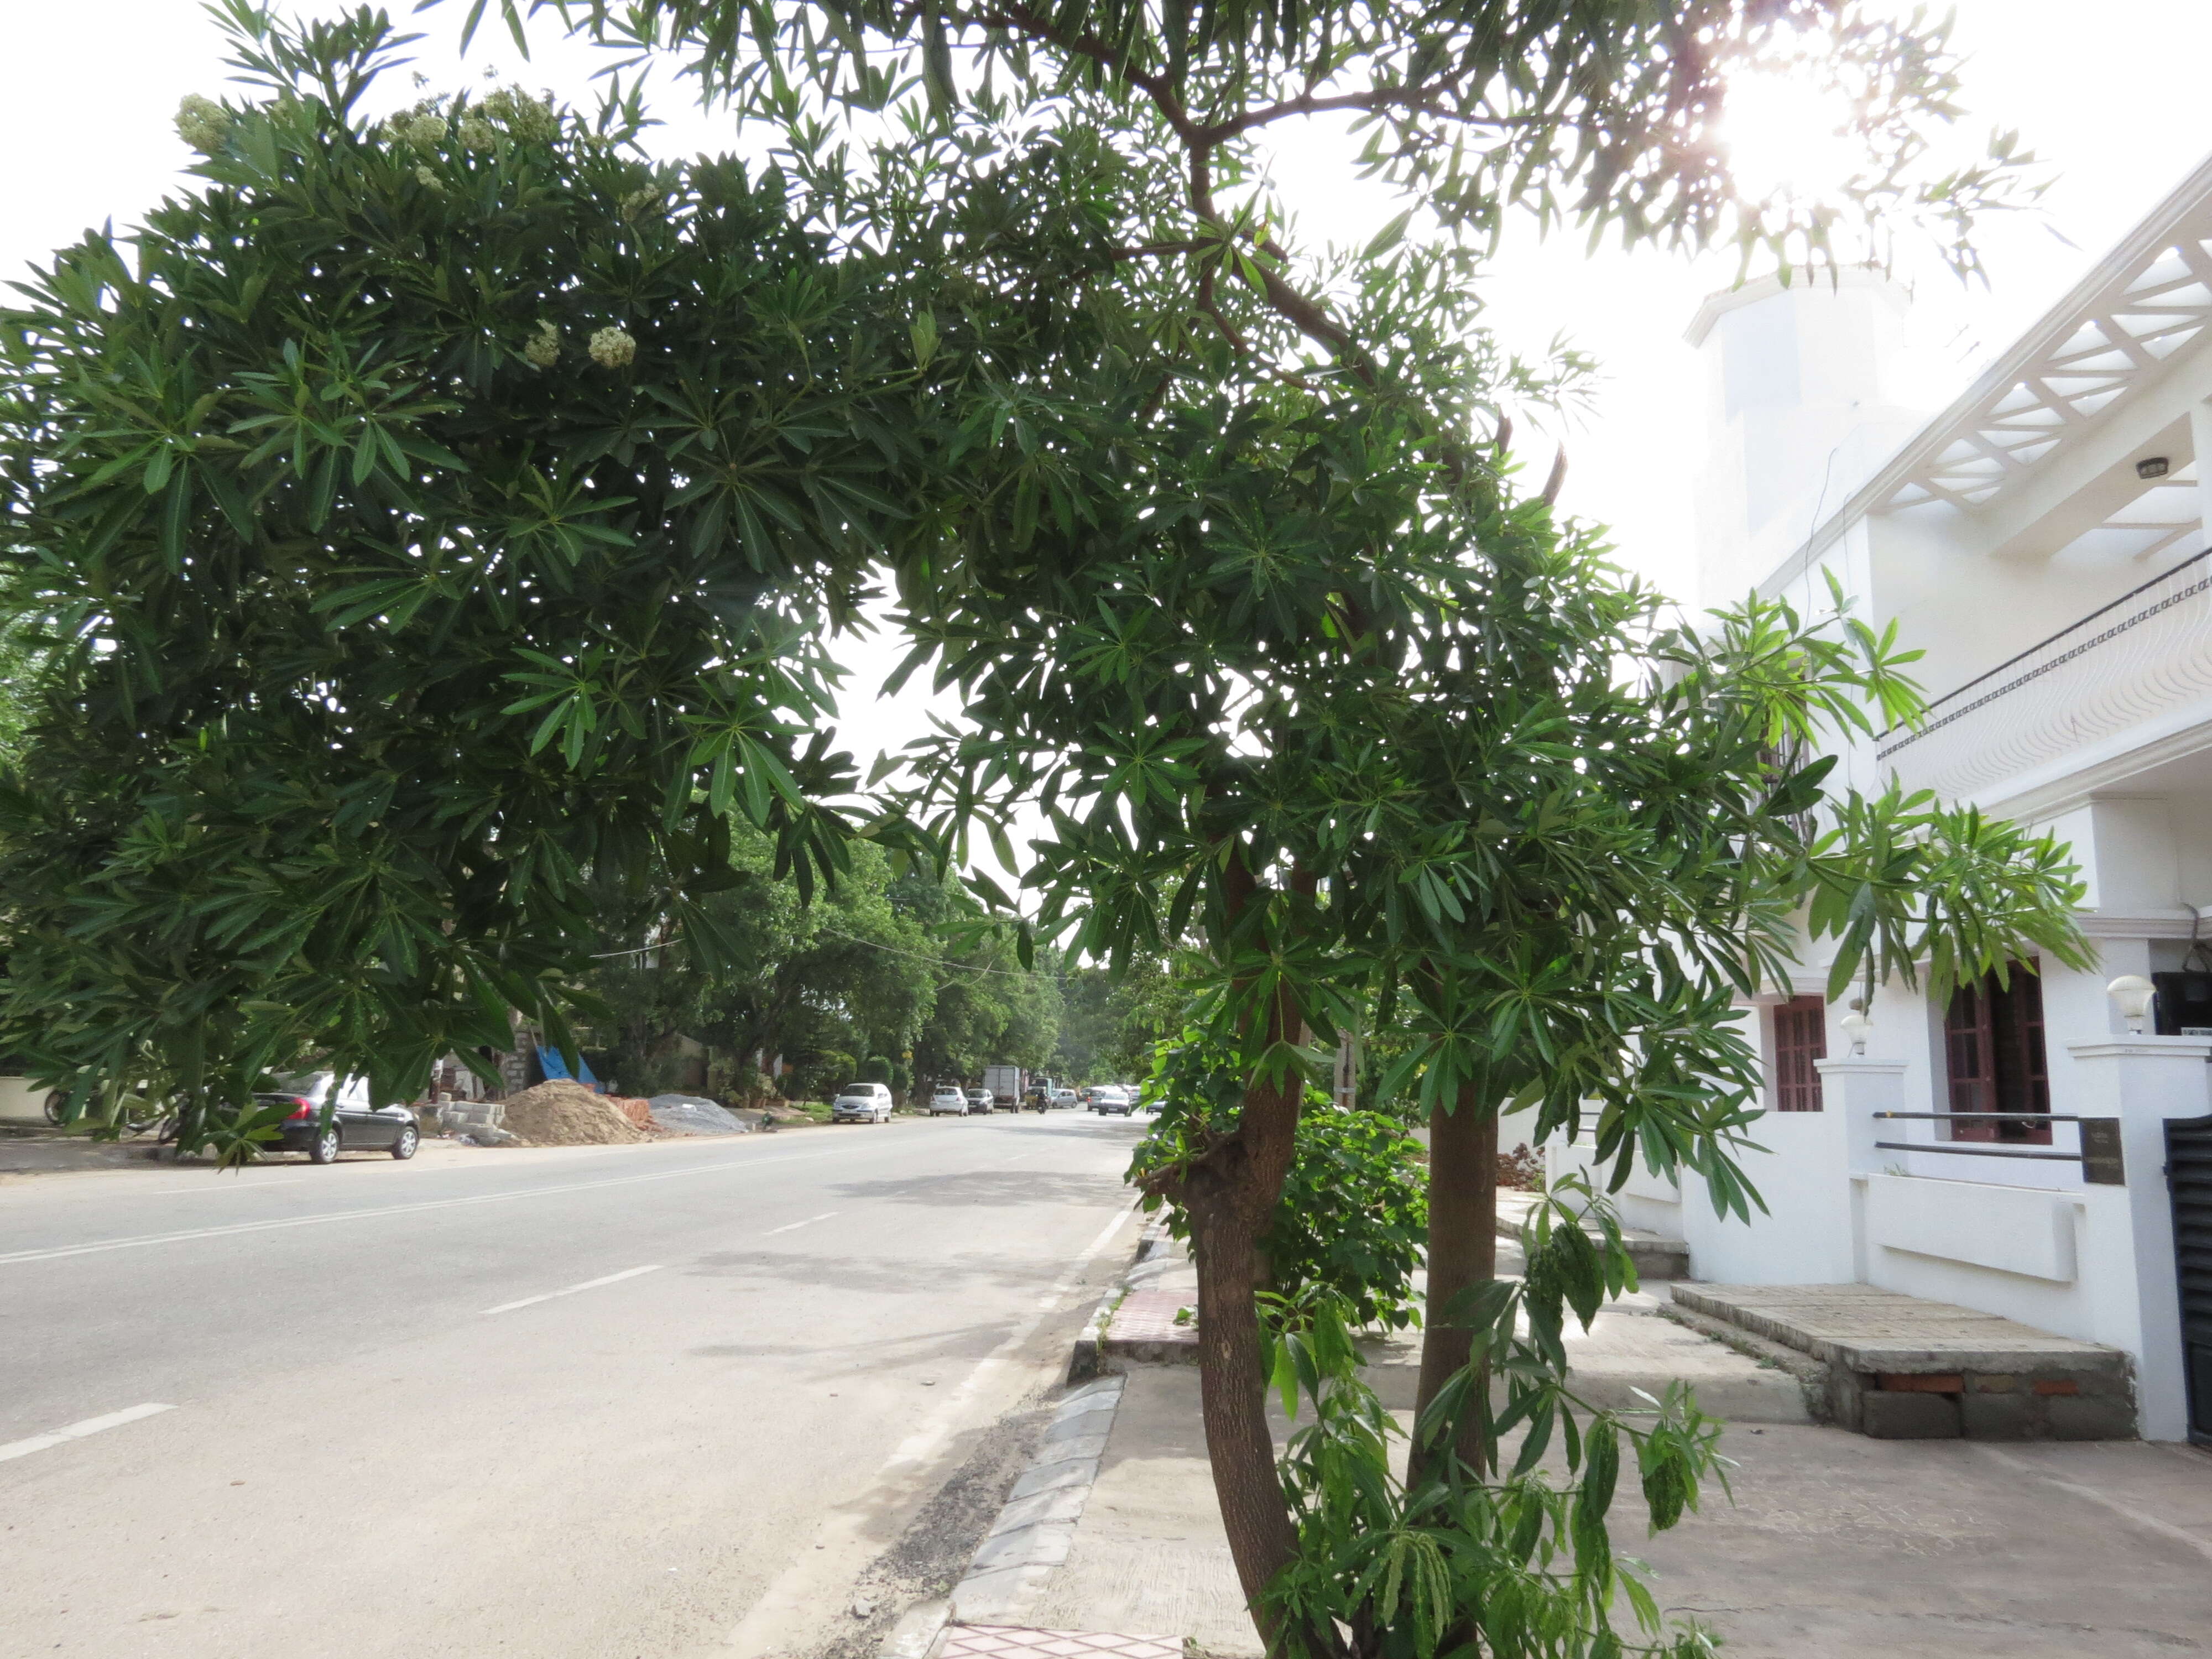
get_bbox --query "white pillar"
[1819,1059,1906,1282]
[1816,1058,1905,1176]
[2066,1037,2212,1440]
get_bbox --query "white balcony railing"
[1877,549,2212,801]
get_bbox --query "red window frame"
[1772,995,1827,1112]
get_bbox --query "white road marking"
[0,1402,174,1465]
[760,1211,837,1237]
[722,1193,1142,1658]
[881,1197,1139,1468]
[482,1264,663,1316]
[0,1145,862,1269]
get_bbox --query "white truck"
[980,1065,1027,1113]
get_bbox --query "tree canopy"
[0,6,995,1145]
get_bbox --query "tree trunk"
[1410,1080,1498,1484]
[1170,844,1330,1653]
[1185,1146,1302,1641]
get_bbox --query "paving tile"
[940,1625,1182,1659]
[1107,1288,1195,1345]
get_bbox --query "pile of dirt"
[495,1079,653,1146]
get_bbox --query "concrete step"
[1672,1283,2135,1440]
[1494,1189,1689,1281]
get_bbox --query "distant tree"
[582,826,938,1095]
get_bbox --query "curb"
[943,1375,1128,1627]
[879,1219,1157,1659]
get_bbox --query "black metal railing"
[1872,1111,2125,1185]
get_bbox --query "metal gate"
[2168,1113,2212,1446]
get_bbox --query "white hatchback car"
[928,1085,969,1116]
[832,1082,895,1123]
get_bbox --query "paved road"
[0,1110,1146,1659]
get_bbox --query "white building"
[1557,157,2212,1443]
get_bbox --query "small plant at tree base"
[1259,1181,1728,1659]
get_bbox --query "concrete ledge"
[877,1599,951,1659]
[1355,1313,1813,1424]
[1673,1283,2136,1440]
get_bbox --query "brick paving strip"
[937,1625,1182,1659]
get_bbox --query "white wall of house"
[1547,171,2212,1437]
[0,1077,46,1124]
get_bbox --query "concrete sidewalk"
[932,1234,2212,1659]
[1087,1233,1811,1422]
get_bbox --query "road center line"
[0,1145,864,1268]
[0,1402,174,1465]
[482,1264,662,1316]
[760,1211,836,1237]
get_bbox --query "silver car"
[832,1082,894,1123]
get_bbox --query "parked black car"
[258,1072,420,1162]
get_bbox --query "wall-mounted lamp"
[1838,1010,1873,1056]
[2107,974,2157,1034]
[2137,456,2172,480]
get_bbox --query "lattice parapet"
[1877,549,2212,801]
[1887,236,2212,513]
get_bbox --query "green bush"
[1261,1112,1427,1331]
[859,1054,893,1084]
[1133,1032,1427,1330]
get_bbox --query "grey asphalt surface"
[0,1109,1146,1659]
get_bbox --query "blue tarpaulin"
[536,1046,600,1089]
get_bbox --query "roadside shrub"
[859,1054,893,1084]
[1261,1110,1427,1330]
[1132,1031,1427,1330]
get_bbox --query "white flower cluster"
[414,163,445,194]
[458,114,497,153]
[175,94,232,156]
[479,86,560,144]
[385,108,450,149]
[524,321,561,370]
[588,326,637,369]
[619,187,661,220]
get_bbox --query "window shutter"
[1773,995,1827,1112]
[1945,982,1998,1141]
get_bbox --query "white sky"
[6,0,2210,893]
